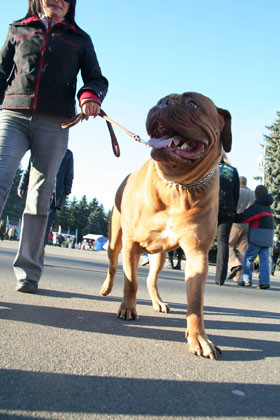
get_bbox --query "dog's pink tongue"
[148,137,170,149]
[148,136,181,149]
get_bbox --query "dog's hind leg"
[100,206,122,296]
[146,252,170,313]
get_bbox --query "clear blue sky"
[1,1,280,211]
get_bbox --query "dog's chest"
[161,219,178,242]
[139,218,179,253]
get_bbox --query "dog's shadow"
[1,290,279,362]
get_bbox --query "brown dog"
[100,92,232,359]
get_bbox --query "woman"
[215,153,240,285]
[0,0,108,293]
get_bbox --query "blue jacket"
[235,193,274,247]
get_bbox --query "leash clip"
[128,132,148,146]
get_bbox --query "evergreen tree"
[41,194,110,242]
[76,195,91,238]
[1,167,111,242]
[86,201,108,236]
[2,166,25,225]
[54,196,72,232]
[263,111,280,234]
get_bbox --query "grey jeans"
[0,110,69,283]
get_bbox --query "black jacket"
[218,161,240,220]
[19,149,74,209]
[54,149,74,209]
[272,241,280,258]
[235,194,274,247]
[0,16,108,116]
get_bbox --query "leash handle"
[99,109,120,157]
[61,113,83,129]
[61,110,120,157]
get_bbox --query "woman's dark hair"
[26,0,77,24]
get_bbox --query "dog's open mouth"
[148,135,208,160]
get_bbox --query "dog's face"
[146,92,231,171]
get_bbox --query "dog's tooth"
[180,143,188,150]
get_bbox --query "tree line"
[2,166,111,242]
[261,111,280,235]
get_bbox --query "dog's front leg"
[118,241,141,320]
[184,252,221,360]
[101,206,122,296]
[146,252,170,313]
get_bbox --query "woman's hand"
[81,101,100,120]
[17,189,25,199]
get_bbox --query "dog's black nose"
[158,97,176,108]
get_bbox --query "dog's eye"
[188,100,198,109]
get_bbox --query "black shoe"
[16,280,38,294]
[256,284,270,290]
[244,281,252,287]
[173,265,181,270]
[228,265,242,280]
[238,280,252,287]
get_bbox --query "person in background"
[18,149,74,246]
[0,0,108,293]
[0,220,7,240]
[227,176,255,281]
[271,234,280,276]
[141,251,149,266]
[168,247,184,270]
[48,231,54,246]
[215,153,240,286]
[235,185,274,289]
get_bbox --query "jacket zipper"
[32,29,48,111]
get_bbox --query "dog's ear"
[217,108,232,152]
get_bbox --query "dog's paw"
[100,280,112,296]
[186,331,222,360]
[152,301,170,313]
[117,304,139,320]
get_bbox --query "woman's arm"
[64,151,74,195]
[233,168,240,208]
[78,36,108,112]
[0,27,16,104]
[17,160,31,198]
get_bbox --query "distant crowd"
[0,221,19,241]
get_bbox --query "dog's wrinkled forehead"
[146,92,217,131]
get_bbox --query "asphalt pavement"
[0,240,280,420]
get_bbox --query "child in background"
[235,185,274,289]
